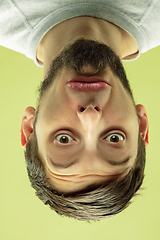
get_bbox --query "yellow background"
[0,45,159,240]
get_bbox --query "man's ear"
[136,104,149,147]
[21,107,36,150]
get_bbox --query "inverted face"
[34,39,140,194]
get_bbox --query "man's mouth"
[66,76,110,91]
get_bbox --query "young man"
[1,0,155,220]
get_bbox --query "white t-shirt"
[0,0,160,66]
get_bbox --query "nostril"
[79,106,100,112]
[94,107,100,111]
[80,107,85,112]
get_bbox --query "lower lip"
[66,77,110,91]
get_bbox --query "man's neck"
[37,17,138,76]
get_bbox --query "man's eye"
[105,133,124,143]
[56,134,74,144]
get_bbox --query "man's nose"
[77,105,102,128]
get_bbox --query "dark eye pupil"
[60,136,69,143]
[111,135,119,142]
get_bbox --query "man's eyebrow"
[47,157,79,169]
[47,156,131,169]
[106,156,131,166]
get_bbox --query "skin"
[36,17,139,76]
[21,17,149,194]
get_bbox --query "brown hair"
[24,133,146,221]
